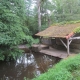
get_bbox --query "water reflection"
[0,52,60,80]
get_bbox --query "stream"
[0,52,60,80]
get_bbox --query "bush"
[0,0,33,61]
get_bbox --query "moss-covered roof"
[36,23,80,38]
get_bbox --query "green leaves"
[0,0,33,61]
[74,27,80,33]
[51,0,80,22]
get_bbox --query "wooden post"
[67,39,69,56]
[37,0,41,32]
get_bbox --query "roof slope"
[36,23,80,38]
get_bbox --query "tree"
[0,0,32,61]
[52,0,80,22]
[25,0,38,34]
[34,0,53,31]
[40,0,53,27]
[37,0,41,32]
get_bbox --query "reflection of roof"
[36,23,80,38]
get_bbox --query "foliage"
[0,0,33,61]
[33,54,80,80]
[26,37,39,48]
[0,46,23,61]
[52,20,80,26]
[23,77,30,80]
[52,0,80,22]
[72,70,80,80]
[26,0,53,33]
[41,24,48,31]
[74,27,80,33]
[24,0,39,34]
[24,0,80,34]
[24,77,27,80]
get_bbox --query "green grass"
[33,54,80,80]
[74,27,80,33]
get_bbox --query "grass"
[74,27,80,33]
[33,53,80,80]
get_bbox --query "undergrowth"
[33,54,80,80]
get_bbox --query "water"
[0,52,60,80]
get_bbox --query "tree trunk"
[37,0,41,32]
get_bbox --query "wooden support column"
[67,39,69,56]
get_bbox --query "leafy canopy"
[0,0,33,60]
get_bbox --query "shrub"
[0,0,33,61]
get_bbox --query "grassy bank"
[33,54,80,80]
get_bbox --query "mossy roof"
[36,23,80,38]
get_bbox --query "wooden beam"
[59,39,67,49]
[70,37,80,40]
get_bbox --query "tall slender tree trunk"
[37,0,41,32]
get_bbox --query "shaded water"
[0,52,60,80]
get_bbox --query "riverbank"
[33,53,80,80]
[0,50,60,80]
